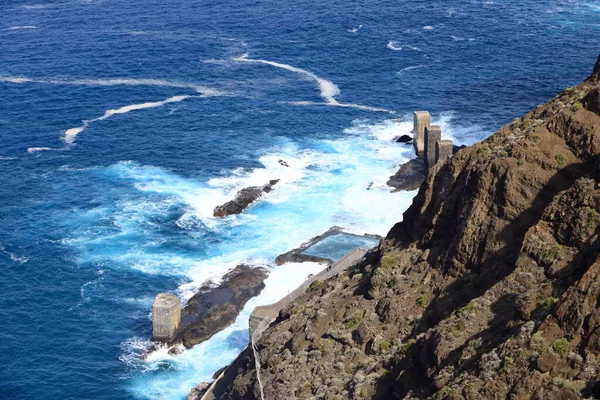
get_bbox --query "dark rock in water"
[213,180,280,217]
[396,134,413,143]
[278,159,290,167]
[174,264,269,348]
[386,157,426,192]
[186,382,211,400]
[167,346,183,356]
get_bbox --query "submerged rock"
[174,264,269,348]
[213,180,280,217]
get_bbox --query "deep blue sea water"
[1,0,599,398]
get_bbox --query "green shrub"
[539,297,558,312]
[309,280,323,291]
[499,357,514,372]
[542,245,562,260]
[517,158,524,166]
[531,134,541,144]
[552,338,570,355]
[398,339,415,355]
[555,154,567,166]
[416,293,428,307]
[380,253,401,270]
[380,341,390,352]
[572,102,583,112]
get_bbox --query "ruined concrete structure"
[413,111,430,156]
[413,111,453,169]
[436,139,454,164]
[152,293,181,342]
[425,125,442,168]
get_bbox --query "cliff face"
[220,57,600,400]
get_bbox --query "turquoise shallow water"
[1,0,599,399]
[302,233,380,260]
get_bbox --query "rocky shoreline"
[208,57,600,399]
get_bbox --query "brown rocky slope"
[216,57,600,400]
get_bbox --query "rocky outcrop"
[175,264,268,348]
[216,56,600,399]
[387,158,427,192]
[213,180,279,217]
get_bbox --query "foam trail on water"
[63,95,192,144]
[0,76,221,95]
[27,147,59,153]
[22,4,53,9]
[397,65,426,75]
[386,41,422,52]
[6,26,37,30]
[233,53,394,113]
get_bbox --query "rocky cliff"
[217,56,600,400]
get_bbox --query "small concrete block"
[425,125,441,168]
[435,140,454,164]
[152,293,181,342]
[413,111,431,156]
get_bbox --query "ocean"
[0,0,598,398]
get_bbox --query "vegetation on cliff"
[217,56,600,400]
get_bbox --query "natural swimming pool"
[301,232,380,261]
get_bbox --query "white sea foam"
[423,25,434,30]
[0,244,30,263]
[348,24,363,33]
[233,53,394,113]
[0,75,221,95]
[6,26,37,30]
[386,41,422,52]
[63,95,191,144]
[396,65,426,75]
[22,4,53,9]
[27,147,59,153]
[125,261,327,399]
[451,35,475,42]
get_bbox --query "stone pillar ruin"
[436,140,454,165]
[425,125,441,168]
[152,293,181,342]
[413,111,431,157]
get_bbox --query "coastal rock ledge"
[204,56,600,399]
[213,180,280,217]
